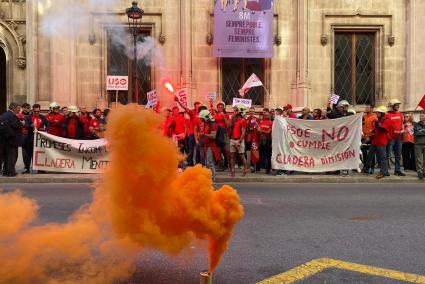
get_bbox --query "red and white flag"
[418,94,425,110]
[239,73,263,96]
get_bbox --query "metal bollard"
[200,270,212,284]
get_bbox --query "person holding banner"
[327,100,353,119]
[64,106,84,139]
[257,110,273,174]
[89,109,104,139]
[46,102,65,137]
[23,104,48,173]
[413,111,425,180]
[366,106,391,179]
[229,105,248,177]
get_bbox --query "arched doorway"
[0,47,6,113]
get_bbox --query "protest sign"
[175,89,188,108]
[207,92,217,101]
[213,0,274,58]
[146,90,158,108]
[232,98,252,108]
[272,114,363,172]
[32,131,109,173]
[106,76,128,91]
[329,94,340,105]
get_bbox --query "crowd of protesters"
[0,99,424,180]
[0,102,110,176]
[160,97,425,181]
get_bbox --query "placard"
[232,98,252,108]
[106,76,128,91]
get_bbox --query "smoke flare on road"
[0,105,243,283]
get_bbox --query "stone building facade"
[0,0,424,113]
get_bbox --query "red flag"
[418,94,425,110]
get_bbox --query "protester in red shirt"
[198,110,219,181]
[258,110,273,174]
[212,101,230,171]
[64,106,84,139]
[18,103,32,173]
[46,102,65,137]
[161,107,174,138]
[245,107,260,172]
[23,104,47,173]
[79,106,91,139]
[171,107,187,153]
[284,104,297,118]
[229,105,248,177]
[175,98,207,166]
[386,99,405,176]
[89,108,103,139]
[366,106,391,179]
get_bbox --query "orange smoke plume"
[0,104,243,282]
[102,104,244,271]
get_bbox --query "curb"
[0,175,423,184]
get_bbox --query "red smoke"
[0,104,243,282]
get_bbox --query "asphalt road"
[1,183,425,284]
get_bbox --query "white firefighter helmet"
[49,102,60,110]
[337,100,350,108]
[198,109,214,121]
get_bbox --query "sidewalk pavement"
[0,169,423,184]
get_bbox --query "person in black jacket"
[327,100,353,119]
[23,104,48,173]
[0,102,23,176]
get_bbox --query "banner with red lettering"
[272,114,363,172]
[32,131,109,173]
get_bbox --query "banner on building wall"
[32,131,109,173]
[272,114,363,172]
[213,0,274,58]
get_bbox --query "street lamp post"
[126,1,144,104]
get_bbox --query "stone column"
[406,0,425,111]
[26,0,37,105]
[291,0,310,108]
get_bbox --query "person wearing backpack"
[198,110,219,181]
[0,102,23,176]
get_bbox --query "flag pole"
[263,85,271,97]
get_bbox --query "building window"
[107,28,152,105]
[221,58,265,106]
[334,32,375,105]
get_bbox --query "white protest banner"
[207,92,217,101]
[232,98,252,108]
[106,76,128,91]
[32,131,109,173]
[272,114,363,172]
[146,90,158,108]
[330,94,340,105]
